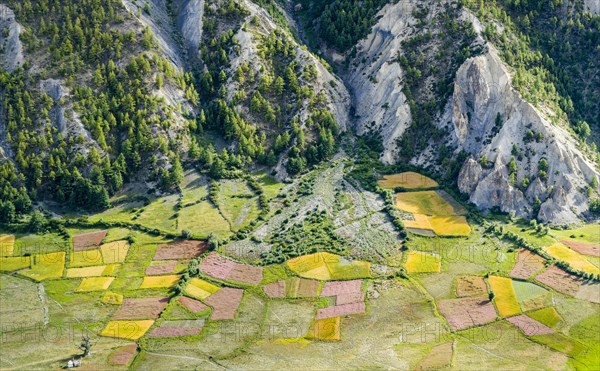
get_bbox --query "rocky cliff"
[340,1,599,224]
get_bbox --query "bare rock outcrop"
[451,49,598,224]
[0,4,24,71]
[345,1,416,163]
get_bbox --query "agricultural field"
[377,172,439,189]
[0,164,598,370]
[394,181,471,237]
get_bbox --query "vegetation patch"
[66,265,109,278]
[560,240,600,258]
[507,314,554,336]
[0,234,15,256]
[70,249,104,267]
[177,201,232,239]
[285,277,321,298]
[437,297,497,331]
[20,252,66,281]
[545,243,599,275]
[101,320,155,340]
[100,240,130,264]
[153,240,208,260]
[512,281,550,312]
[530,333,587,358]
[204,287,244,320]
[108,344,138,366]
[113,297,169,320]
[178,296,210,314]
[377,172,439,190]
[535,266,583,296]
[287,252,371,281]
[148,319,205,338]
[76,276,114,292]
[527,307,562,328]
[456,276,487,297]
[510,249,546,279]
[488,276,521,318]
[102,291,124,305]
[395,191,466,216]
[184,278,220,300]
[200,252,263,285]
[145,260,187,275]
[306,317,341,341]
[0,256,31,272]
[139,275,181,289]
[263,280,286,298]
[72,230,108,251]
[414,342,453,371]
[405,251,441,274]
[315,302,365,320]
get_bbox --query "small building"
[294,4,303,12]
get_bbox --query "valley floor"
[0,159,598,370]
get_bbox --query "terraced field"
[0,164,597,370]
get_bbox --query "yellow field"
[102,264,121,276]
[70,249,104,267]
[488,276,520,317]
[404,214,433,230]
[20,252,66,281]
[0,234,15,256]
[101,291,123,305]
[395,191,466,216]
[429,216,471,237]
[184,278,220,300]
[405,251,441,273]
[101,241,130,264]
[0,256,30,272]
[139,275,181,289]
[545,243,600,275]
[101,320,154,340]
[66,265,108,278]
[287,252,371,280]
[76,276,115,292]
[306,317,341,341]
[377,172,438,190]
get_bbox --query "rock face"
[345,1,415,163]
[585,0,600,15]
[341,2,598,225]
[448,49,598,224]
[172,0,205,60]
[0,4,24,71]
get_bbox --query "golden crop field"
[403,214,433,230]
[395,191,466,216]
[66,265,108,278]
[287,252,371,281]
[307,317,341,341]
[101,241,130,264]
[139,275,181,289]
[429,216,471,237]
[76,276,115,292]
[20,252,66,281]
[184,278,220,300]
[101,320,155,340]
[545,243,600,275]
[405,251,441,273]
[0,256,31,272]
[488,276,520,317]
[0,235,15,256]
[377,172,438,190]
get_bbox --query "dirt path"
[37,283,49,326]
